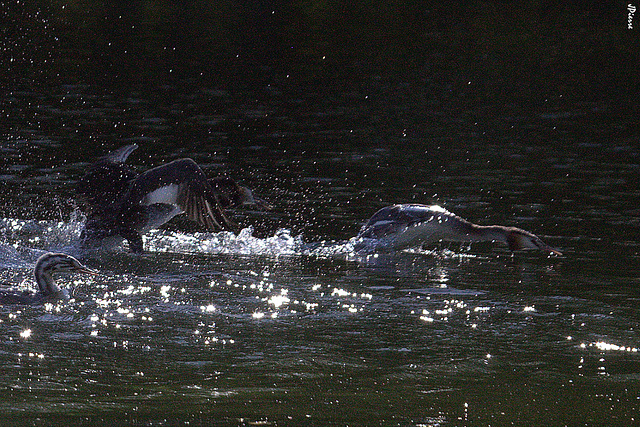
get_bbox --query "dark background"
[1,1,638,235]
[1,4,640,425]
[3,1,638,118]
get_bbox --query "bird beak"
[78,266,99,275]
[252,196,273,211]
[536,240,563,256]
[241,187,273,210]
[547,246,563,256]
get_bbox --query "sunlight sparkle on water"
[419,308,435,322]
[332,288,350,297]
[20,329,32,338]
[590,341,639,352]
[43,302,60,312]
[95,293,123,308]
[299,300,318,311]
[268,290,290,308]
[331,287,372,299]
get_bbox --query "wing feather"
[177,184,235,231]
[126,158,237,232]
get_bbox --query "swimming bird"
[0,253,98,305]
[354,204,562,255]
[77,144,270,252]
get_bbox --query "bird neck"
[35,271,59,296]
[421,214,511,245]
[467,224,509,244]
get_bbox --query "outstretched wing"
[77,145,139,212]
[177,183,235,230]
[103,144,138,163]
[130,158,236,231]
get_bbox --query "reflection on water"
[1,192,639,425]
[1,13,639,422]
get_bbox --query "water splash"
[0,213,85,268]
[143,226,305,256]
[1,210,471,263]
[0,212,308,258]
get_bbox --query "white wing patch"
[427,205,447,213]
[141,184,181,206]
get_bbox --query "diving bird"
[77,144,270,252]
[354,204,562,255]
[0,253,98,305]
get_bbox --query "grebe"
[354,204,562,255]
[77,144,270,252]
[0,253,97,305]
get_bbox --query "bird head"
[44,254,98,275]
[238,186,273,210]
[209,177,273,210]
[35,253,98,296]
[505,228,562,255]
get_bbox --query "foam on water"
[1,209,472,268]
[0,212,317,260]
[144,226,306,256]
[0,214,86,268]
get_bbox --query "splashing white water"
[1,209,469,266]
[1,212,310,259]
[144,226,305,256]
[0,214,86,268]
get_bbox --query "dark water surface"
[2,1,640,426]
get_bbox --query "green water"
[1,1,639,425]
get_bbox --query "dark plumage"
[77,145,269,252]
